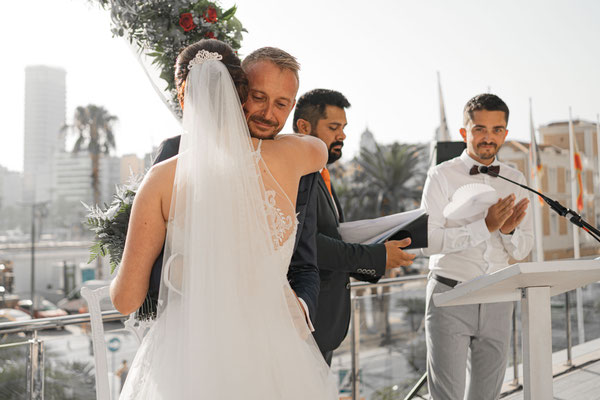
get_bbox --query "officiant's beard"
[475,141,498,160]
[328,141,344,164]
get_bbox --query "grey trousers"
[425,277,513,400]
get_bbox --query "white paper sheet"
[338,208,427,244]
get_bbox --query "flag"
[574,142,584,212]
[568,110,584,212]
[528,99,544,205]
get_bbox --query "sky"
[1,0,600,173]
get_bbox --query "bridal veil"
[120,53,336,399]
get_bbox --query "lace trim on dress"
[253,139,297,250]
[264,189,294,249]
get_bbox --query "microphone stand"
[481,166,600,244]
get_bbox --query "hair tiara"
[188,49,223,70]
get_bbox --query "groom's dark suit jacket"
[313,172,387,356]
[147,135,321,323]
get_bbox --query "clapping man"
[421,94,533,399]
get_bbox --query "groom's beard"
[247,115,281,140]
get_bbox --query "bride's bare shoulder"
[273,134,327,173]
[140,156,177,196]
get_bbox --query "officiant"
[293,89,416,364]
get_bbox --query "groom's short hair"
[293,89,351,133]
[242,47,300,83]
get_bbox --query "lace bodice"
[254,140,298,252]
[264,189,297,250]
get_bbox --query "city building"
[498,120,600,260]
[0,165,23,209]
[53,151,121,206]
[22,66,66,204]
[120,153,145,184]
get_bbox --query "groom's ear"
[296,119,312,135]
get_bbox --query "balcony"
[1,273,600,399]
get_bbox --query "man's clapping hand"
[485,194,515,232]
[500,198,529,234]
[485,194,529,234]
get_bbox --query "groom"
[150,47,320,325]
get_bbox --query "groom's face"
[243,61,298,139]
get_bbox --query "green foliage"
[371,386,403,400]
[93,0,246,115]
[333,141,428,221]
[66,105,117,157]
[44,360,96,399]
[0,336,97,399]
[0,338,28,398]
[84,177,141,274]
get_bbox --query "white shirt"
[421,150,534,282]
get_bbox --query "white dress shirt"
[421,150,534,282]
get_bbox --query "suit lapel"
[317,174,339,220]
[330,185,344,223]
[317,173,344,223]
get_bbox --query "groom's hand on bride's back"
[384,238,416,269]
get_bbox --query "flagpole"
[437,71,451,142]
[596,114,600,228]
[529,98,544,262]
[568,107,585,344]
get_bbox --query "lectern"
[433,259,600,400]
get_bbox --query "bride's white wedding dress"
[119,54,337,399]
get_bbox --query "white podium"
[433,259,600,400]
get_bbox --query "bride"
[110,40,338,398]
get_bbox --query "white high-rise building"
[23,66,66,204]
[53,151,121,206]
[0,165,23,209]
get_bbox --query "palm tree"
[63,105,117,279]
[333,141,429,344]
[355,142,427,216]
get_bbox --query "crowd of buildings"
[1,65,599,262]
[499,119,600,260]
[0,65,155,241]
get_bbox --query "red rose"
[179,13,196,32]
[205,31,216,39]
[204,7,218,23]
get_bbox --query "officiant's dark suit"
[146,135,321,322]
[292,89,402,364]
[312,170,387,362]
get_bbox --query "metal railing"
[349,274,428,400]
[0,270,597,400]
[0,310,127,400]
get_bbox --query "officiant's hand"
[385,238,416,269]
[500,198,529,234]
[485,194,515,232]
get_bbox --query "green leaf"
[221,5,237,21]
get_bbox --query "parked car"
[15,299,68,319]
[57,280,114,314]
[0,308,32,323]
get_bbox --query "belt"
[431,273,460,288]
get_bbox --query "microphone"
[477,164,600,243]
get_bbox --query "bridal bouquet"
[95,0,245,114]
[84,177,141,274]
[85,176,159,319]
